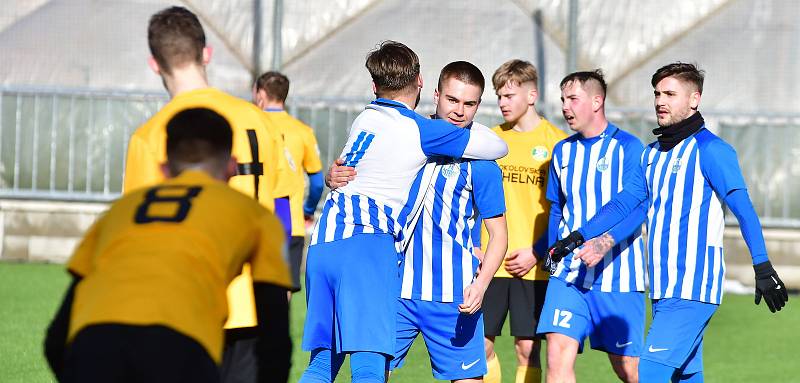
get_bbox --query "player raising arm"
[44,108,292,383]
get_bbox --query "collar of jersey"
[372,98,411,110]
[578,122,618,143]
[263,107,284,112]
[170,169,219,185]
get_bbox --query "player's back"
[124,87,284,210]
[67,170,290,363]
[312,99,464,245]
[264,110,323,237]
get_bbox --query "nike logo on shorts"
[648,345,669,353]
[615,341,633,348]
[461,359,480,370]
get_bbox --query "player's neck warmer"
[652,111,704,151]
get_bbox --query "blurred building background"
[0,0,798,287]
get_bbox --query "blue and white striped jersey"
[642,128,746,304]
[547,124,647,292]
[400,133,505,302]
[310,99,506,249]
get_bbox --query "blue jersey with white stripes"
[311,99,474,248]
[547,124,647,292]
[400,148,505,303]
[643,128,746,304]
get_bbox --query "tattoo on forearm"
[592,233,615,256]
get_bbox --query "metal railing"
[2,86,799,227]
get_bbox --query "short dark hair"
[492,59,538,90]
[365,40,420,96]
[166,108,232,175]
[560,69,607,99]
[255,71,290,102]
[651,62,705,94]
[148,6,206,75]
[438,61,485,94]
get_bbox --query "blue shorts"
[301,234,401,355]
[536,277,645,356]
[642,298,718,374]
[390,299,486,380]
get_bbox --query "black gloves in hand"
[543,231,584,274]
[754,261,789,313]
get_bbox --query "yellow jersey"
[264,110,323,237]
[67,170,291,363]
[481,119,567,281]
[123,87,286,210]
[123,87,290,329]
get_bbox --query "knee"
[484,337,496,359]
[350,352,388,383]
[610,357,638,383]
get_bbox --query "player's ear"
[690,91,701,110]
[371,82,377,97]
[224,155,238,180]
[160,163,172,178]
[253,88,266,109]
[202,46,213,65]
[147,56,161,75]
[528,86,539,106]
[433,88,440,104]
[417,74,423,90]
[592,94,603,112]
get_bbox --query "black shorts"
[220,327,259,383]
[288,236,306,292]
[483,278,548,338]
[63,324,219,383]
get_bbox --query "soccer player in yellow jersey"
[121,7,290,382]
[253,71,324,294]
[44,108,292,383]
[478,60,568,383]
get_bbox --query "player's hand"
[754,261,789,313]
[504,248,538,277]
[543,231,584,274]
[459,279,489,315]
[575,233,615,268]
[304,213,315,231]
[325,158,355,189]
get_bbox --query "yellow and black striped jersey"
[68,170,291,363]
[123,87,291,329]
[123,87,288,210]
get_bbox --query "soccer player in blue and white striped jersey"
[549,63,789,382]
[393,62,508,382]
[327,61,509,383]
[300,42,508,383]
[537,70,646,383]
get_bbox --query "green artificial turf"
[1,262,797,382]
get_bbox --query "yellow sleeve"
[249,213,292,288]
[303,127,323,174]
[123,134,161,194]
[66,218,102,277]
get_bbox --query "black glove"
[754,261,789,313]
[543,231,584,274]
